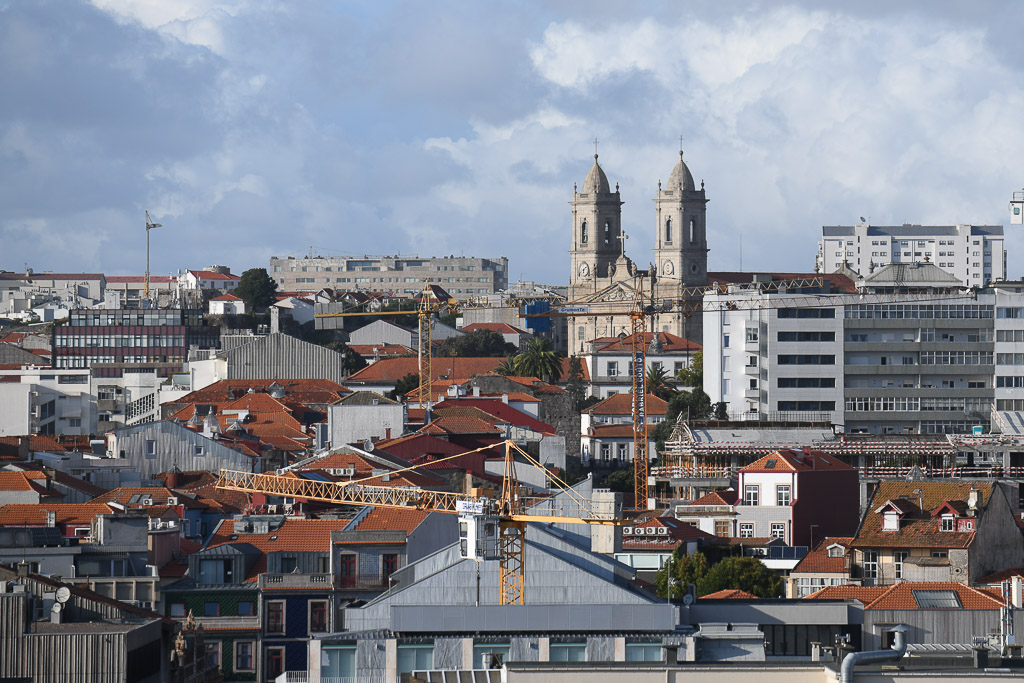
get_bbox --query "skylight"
[912,590,961,608]
[765,459,777,469]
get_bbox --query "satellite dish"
[55,586,71,604]
[51,602,63,614]
[682,593,695,606]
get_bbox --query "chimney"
[16,562,30,577]
[18,436,30,461]
[46,510,56,527]
[501,394,509,404]
[967,486,979,512]
[166,466,182,489]
[473,385,480,397]
[1012,576,1023,609]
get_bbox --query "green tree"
[437,329,517,357]
[696,556,783,598]
[645,364,673,400]
[655,550,710,599]
[325,341,368,375]
[666,387,712,421]
[676,350,703,388]
[387,372,420,401]
[512,338,563,382]
[712,401,729,420]
[599,467,635,493]
[495,355,517,376]
[565,356,587,409]
[234,268,279,310]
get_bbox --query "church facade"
[568,151,709,353]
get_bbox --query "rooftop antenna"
[144,211,162,303]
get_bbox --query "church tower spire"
[653,148,708,287]
[570,152,623,298]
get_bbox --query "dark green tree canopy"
[676,350,703,388]
[387,372,420,401]
[438,329,517,357]
[696,556,783,598]
[234,268,279,310]
[511,337,563,382]
[325,340,369,375]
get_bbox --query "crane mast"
[631,273,649,511]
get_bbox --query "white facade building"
[0,368,96,436]
[817,223,1005,287]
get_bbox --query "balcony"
[260,573,334,590]
[335,572,394,591]
[193,614,261,631]
[744,388,760,399]
[744,364,759,376]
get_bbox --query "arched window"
[604,221,611,245]
[689,218,697,243]
[665,218,673,242]
[581,220,588,243]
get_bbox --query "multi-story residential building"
[817,222,1006,286]
[734,449,859,547]
[53,308,220,370]
[269,254,509,299]
[706,273,1024,434]
[582,331,699,399]
[786,536,854,598]
[580,393,667,466]
[848,481,1024,586]
[0,271,105,316]
[0,366,96,435]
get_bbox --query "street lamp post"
[144,211,162,304]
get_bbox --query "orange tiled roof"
[863,582,1006,610]
[740,449,853,473]
[206,518,353,580]
[165,379,350,408]
[0,471,52,493]
[420,415,503,436]
[804,585,888,605]
[592,331,701,354]
[586,423,657,439]
[347,357,505,383]
[460,322,527,335]
[588,393,668,416]
[686,490,738,506]
[0,503,115,527]
[91,487,206,510]
[348,507,430,533]
[0,434,94,453]
[791,537,854,575]
[851,481,993,550]
[976,568,1024,585]
[702,589,758,600]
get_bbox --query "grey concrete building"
[269,254,509,299]
[106,420,261,478]
[328,391,405,447]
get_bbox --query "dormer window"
[940,515,955,532]
[882,511,900,531]
[827,544,845,558]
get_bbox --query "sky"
[2,1,1024,283]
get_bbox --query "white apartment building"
[817,223,1005,287]
[705,275,1024,435]
[0,368,96,436]
[268,254,509,299]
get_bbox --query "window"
[145,440,156,457]
[170,602,186,618]
[739,523,754,538]
[266,600,285,634]
[882,511,900,531]
[323,646,357,679]
[338,554,356,587]
[940,515,955,531]
[776,485,791,507]
[581,220,588,243]
[397,644,434,674]
[665,218,672,242]
[604,221,610,245]
[743,485,759,506]
[714,520,730,537]
[309,600,329,633]
[863,550,879,579]
[625,641,663,661]
[606,361,618,377]
[747,355,757,367]
[827,545,845,558]
[267,647,285,679]
[723,334,730,348]
[913,589,961,608]
[616,443,628,459]
[193,445,203,456]
[550,641,587,662]
[894,551,909,580]
[931,550,948,558]
[599,443,611,460]
[204,641,221,667]
[235,641,255,672]
[280,556,297,573]
[770,523,785,539]
[383,553,399,580]
[69,418,81,428]
[236,601,253,616]
[203,601,219,617]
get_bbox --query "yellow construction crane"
[216,440,619,605]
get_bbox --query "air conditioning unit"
[167,497,178,506]
[282,504,294,515]
[623,526,633,535]
[267,505,278,514]
[634,527,645,536]
[341,467,356,477]
[658,527,668,535]
[142,498,153,506]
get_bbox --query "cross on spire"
[594,137,599,159]
[617,230,629,256]
[679,134,685,159]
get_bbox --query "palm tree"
[645,365,673,400]
[495,354,517,376]
[512,338,564,383]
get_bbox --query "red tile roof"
[588,393,668,416]
[702,589,758,600]
[804,585,888,604]
[211,293,243,301]
[740,449,853,473]
[976,568,1024,585]
[586,424,657,439]
[851,481,993,550]
[166,379,350,407]
[864,581,1005,610]
[206,518,353,580]
[0,434,95,453]
[0,503,115,527]
[90,487,206,510]
[420,415,504,436]
[373,433,468,462]
[592,332,700,354]
[686,490,738,506]
[791,537,853,575]
[348,507,430,533]
[432,399,555,433]
[188,270,239,280]
[347,357,505,383]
